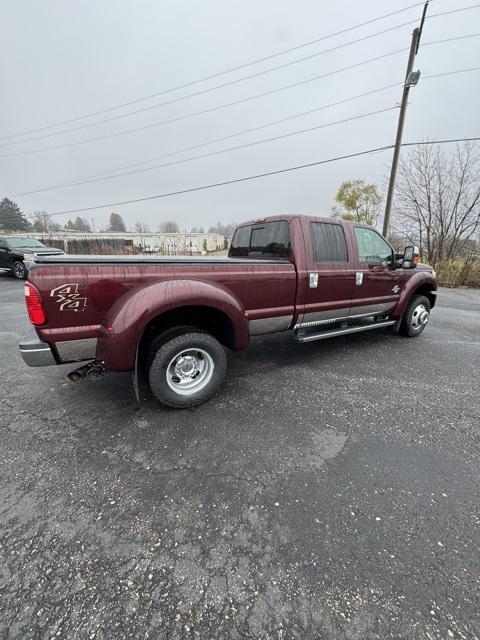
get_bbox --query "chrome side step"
[295,320,396,343]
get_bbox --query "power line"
[0,47,411,158]
[83,85,403,179]
[0,25,419,149]
[2,30,479,160]
[14,106,400,196]
[423,32,480,46]
[38,137,480,217]
[423,65,480,79]
[10,65,480,196]
[17,65,480,193]
[15,87,405,194]
[0,2,427,141]
[2,1,478,143]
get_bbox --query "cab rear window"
[229,221,291,258]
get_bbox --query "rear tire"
[400,294,431,337]
[12,261,27,280]
[148,331,227,408]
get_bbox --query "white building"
[9,230,227,255]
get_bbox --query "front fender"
[96,279,249,371]
[391,272,437,318]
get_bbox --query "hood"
[20,247,64,255]
[415,262,433,272]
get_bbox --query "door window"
[354,227,392,265]
[310,222,348,262]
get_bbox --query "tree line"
[0,205,235,239]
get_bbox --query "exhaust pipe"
[66,361,106,383]
[86,367,104,381]
[67,370,83,382]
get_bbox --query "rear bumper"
[19,340,57,367]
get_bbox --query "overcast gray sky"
[1,0,479,231]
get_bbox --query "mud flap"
[133,340,141,404]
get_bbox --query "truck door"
[297,221,355,328]
[349,226,402,317]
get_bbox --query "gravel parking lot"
[0,274,479,640]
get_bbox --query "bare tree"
[207,222,236,237]
[135,221,150,233]
[31,211,62,233]
[394,142,480,265]
[158,221,179,233]
[32,211,51,233]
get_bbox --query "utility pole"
[383,2,429,237]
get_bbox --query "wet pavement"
[0,274,479,639]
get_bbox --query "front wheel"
[148,331,227,408]
[400,295,431,337]
[12,260,27,280]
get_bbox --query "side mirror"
[402,245,420,269]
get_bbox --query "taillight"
[24,282,47,326]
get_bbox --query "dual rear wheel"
[147,328,227,409]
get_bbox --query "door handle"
[309,272,319,288]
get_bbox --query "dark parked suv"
[0,236,64,279]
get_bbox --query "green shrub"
[435,258,480,287]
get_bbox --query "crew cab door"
[349,226,402,317]
[297,221,355,328]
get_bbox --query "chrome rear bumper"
[19,341,57,367]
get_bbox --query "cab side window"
[310,222,348,262]
[354,227,392,265]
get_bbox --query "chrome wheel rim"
[14,263,25,278]
[411,303,429,329]
[166,348,214,396]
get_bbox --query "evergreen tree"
[74,217,91,232]
[0,198,31,231]
[108,212,127,232]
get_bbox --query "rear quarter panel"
[28,259,297,369]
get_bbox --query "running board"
[295,320,396,343]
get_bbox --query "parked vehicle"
[0,236,64,279]
[19,215,437,408]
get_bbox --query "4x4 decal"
[50,283,87,312]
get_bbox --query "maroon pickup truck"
[19,215,437,408]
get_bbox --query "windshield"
[7,238,46,249]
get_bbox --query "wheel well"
[138,305,236,356]
[411,283,437,309]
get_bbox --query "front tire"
[400,294,431,337]
[12,261,27,280]
[148,331,227,408]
